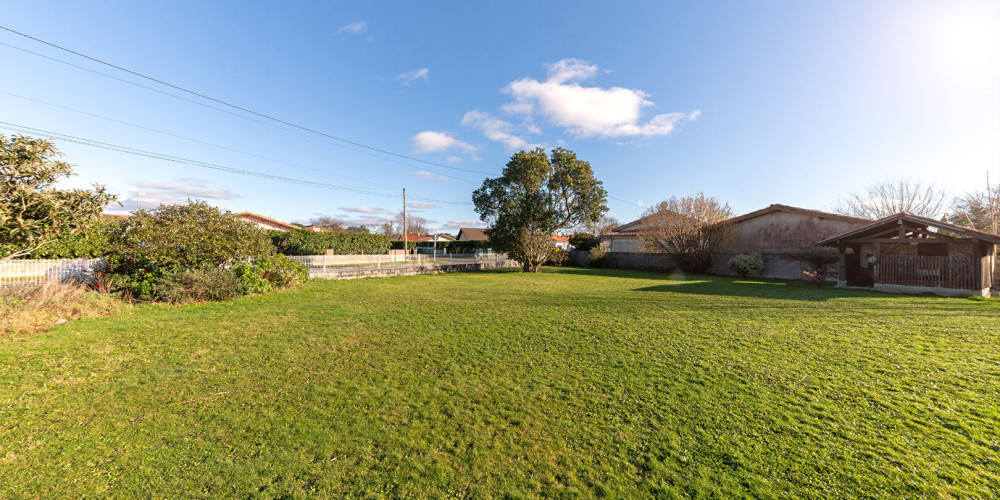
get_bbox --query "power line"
[0,89,400,191]
[0,40,480,184]
[608,195,644,208]
[0,121,473,206]
[0,25,492,176]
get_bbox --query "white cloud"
[411,130,477,154]
[395,68,430,85]
[501,58,696,139]
[339,206,388,214]
[461,110,539,151]
[445,156,462,164]
[688,109,702,121]
[408,201,437,209]
[336,21,367,35]
[108,178,239,212]
[415,170,449,182]
[442,220,482,230]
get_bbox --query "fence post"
[322,254,327,272]
[418,254,421,267]
[377,254,381,269]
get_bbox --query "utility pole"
[403,188,408,258]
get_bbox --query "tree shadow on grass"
[547,267,875,302]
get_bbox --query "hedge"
[390,240,492,253]
[269,230,390,255]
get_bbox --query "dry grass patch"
[0,281,130,335]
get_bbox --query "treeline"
[268,230,391,255]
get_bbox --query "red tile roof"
[552,234,570,242]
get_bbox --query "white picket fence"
[0,258,105,287]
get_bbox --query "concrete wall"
[310,259,518,280]
[568,251,675,271]
[712,211,863,280]
[606,236,643,252]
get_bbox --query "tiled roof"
[815,212,1000,246]
[458,227,489,240]
[552,234,570,242]
[235,212,300,231]
[729,204,870,225]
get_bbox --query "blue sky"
[1,0,997,232]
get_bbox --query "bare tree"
[833,177,947,220]
[577,215,621,236]
[308,215,347,232]
[393,213,428,236]
[945,172,999,233]
[636,193,735,273]
[377,221,394,237]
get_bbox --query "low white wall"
[289,254,406,266]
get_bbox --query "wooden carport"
[814,212,999,297]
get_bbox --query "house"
[457,227,488,241]
[235,212,300,232]
[711,204,869,279]
[601,217,647,252]
[551,234,571,250]
[395,234,434,242]
[602,204,869,280]
[814,212,999,297]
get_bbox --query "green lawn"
[2,268,999,497]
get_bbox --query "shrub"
[569,233,600,251]
[104,201,274,300]
[28,217,119,259]
[801,269,826,286]
[588,246,609,268]
[154,267,245,304]
[271,230,390,255]
[729,253,765,277]
[546,247,568,266]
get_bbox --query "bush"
[396,240,492,253]
[546,247,568,266]
[271,230,390,255]
[104,201,275,300]
[28,217,120,258]
[728,253,765,277]
[588,246,609,268]
[569,233,600,251]
[155,267,245,304]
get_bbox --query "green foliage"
[587,246,609,268]
[729,253,765,277]
[270,230,389,255]
[472,148,608,272]
[568,232,600,251]
[546,247,568,266]
[104,201,274,300]
[1,134,117,260]
[154,267,245,304]
[27,217,119,258]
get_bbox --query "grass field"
[1,268,999,497]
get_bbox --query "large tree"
[636,193,735,273]
[1,134,117,261]
[473,147,608,272]
[833,177,947,220]
[308,215,347,233]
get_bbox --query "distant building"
[457,227,488,241]
[235,212,300,232]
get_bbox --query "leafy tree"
[834,177,947,220]
[473,147,608,272]
[569,233,600,251]
[636,193,735,273]
[1,134,117,260]
[346,225,370,234]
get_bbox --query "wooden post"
[838,241,846,283]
